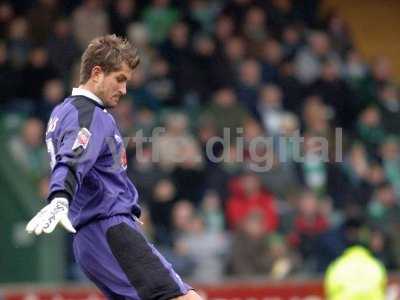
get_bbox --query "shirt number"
[46,138,56,170]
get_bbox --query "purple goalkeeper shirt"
[45,88,140,230]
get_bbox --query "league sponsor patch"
[72,127,92,151]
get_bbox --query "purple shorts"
[73,215,191,300]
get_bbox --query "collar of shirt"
[72,87,104,106]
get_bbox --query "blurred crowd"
[1,0,400,283]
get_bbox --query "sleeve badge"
[72,128,92,151]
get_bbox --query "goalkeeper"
[26,34,201,300]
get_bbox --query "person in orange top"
[226,170,278,232]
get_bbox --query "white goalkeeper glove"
[26,197,76,235]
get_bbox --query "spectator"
[295,31,341,84]
[27,0,59,44]
[129,145,163,204]
[310,59,357,130]
[367,162,387,192]
[226,170,278,233]
[277,59,304,114]
[242,118,267,171]
[358,56,393,104]
[8,118,48,181]
[110,96,135,136]
[203,88,249,138]
[369,228,397,270]
[127,22,155,74]
[193,34,219,97]
[241,6,268,49]
[187,0,219,33]
[228,36,248,64]
[171,139,205,205]
[301,95,331,136]
[368,182,400,234]
[228,211,270,276]
[222,0,253,26]
[7,17,31,68]
[380,137,400,197]
[288,190,330,272]
[200,190,225,233]
[141,0,180,45]
[46,18,80,81]
[258,145,301,201]
[325,12,352,55]
[259,38,283,83]
[127,65,159,110]
[0,41,19,106]
[191,34,225,102]
[132,107,157,137]
[344,49,368,84]
[176,215,229,282]
[0,2,14,39]
[278,112,301,162]
[145,56,177,106]
[20,47,58,100]
[294,132,345,207]
[356,106,386,156]
[108,0,139,37]
[153,112,198,172]
[236,59,262,116]
[35,78,65,122]
[267,234,299,279]
[281,25,303,60]
[148,178,178,246]
[292,0,320,27]
[197,120,233,198]
[72,0,109,50]
[340,142,374,206]
[267,0,296,33]
[368,181,400,268]
[160,21,194,104]
[376,83,400,135]
[162,200,197,277]
[214,14,235,45]
[219,144,245,176]
[171,200,196,239]
[257,83,287,136]
[300,95,343,165]
[343,50,368,107]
